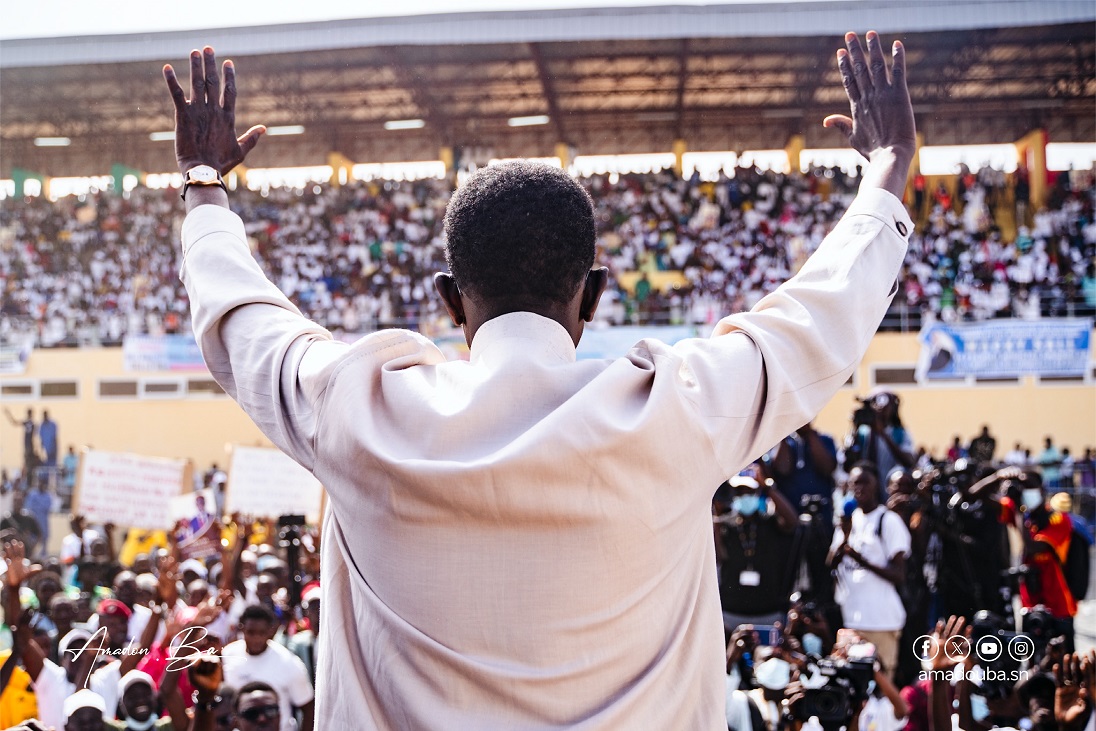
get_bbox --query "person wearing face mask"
[714,470,798,635]
[784,593,833,660]
[745,646,794,731]
[1014,477,1078,646]
[107,670,175,730]
[982,467,1079,648]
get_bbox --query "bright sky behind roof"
[3,0,840,40]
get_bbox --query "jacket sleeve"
[671,188,913,478]
[179,204,349,471]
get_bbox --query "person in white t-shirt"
[21,626,117,730]
[855,660,910,731]
[221,604,314,731]
[827,462,911,679]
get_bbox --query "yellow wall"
[0,348,271,472]
[813,333,1096,457]
[1,334,1093,473]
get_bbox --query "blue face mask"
[970,694,990,722]
[801,633,824,656]
[733,495,761,516]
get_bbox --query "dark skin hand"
[1055,651,1095,731]
[928,615,966,731]
[163,47,265,177]
[822,31,916,199]
[771,423,837,478]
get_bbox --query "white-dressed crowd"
[1,165,1093,348]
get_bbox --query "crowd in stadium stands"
[1,163,1094,347]
[0,399,1091,729]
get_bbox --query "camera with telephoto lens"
[1022,605,1068,660]
[970,611,1022,700]
[851,398,876,429]
[794,657,875,728]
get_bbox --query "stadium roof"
[2,1,1093,178]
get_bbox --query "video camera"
[1022,605,1070,658]
[851,398,876,429]
[970,611,1023,700]
[794,656,875,729]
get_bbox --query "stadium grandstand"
[1,0,1094,481]
[0,4,1093,727]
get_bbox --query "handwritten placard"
[74,450,188,529]
[225,446,323,523]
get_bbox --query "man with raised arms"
[162,30,915,728]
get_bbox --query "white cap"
[118,668,156,697]
[302,584,322,607]
[59,628,93,656]
[179,558,208,578]
[728,475,760,490]
[64,688,106,719]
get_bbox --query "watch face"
[188,166,218,183]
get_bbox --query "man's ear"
[580,267,609,323]
[433,272,466,326]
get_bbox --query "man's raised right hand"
[824,31,916,199]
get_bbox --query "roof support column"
[1015,128,1048,212]
[785,134,805,174]
[555,142,571,170]
[327,152,355,188]
[440,146,456,185]
[672,138,686,178]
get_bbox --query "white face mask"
[125,713,160,731]
[753,658,791,690]
[970,694,990,722]
[1022,489,1043,510]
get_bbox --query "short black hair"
[443,160,596,306]
[850,461,880,481]
[235,681,278,711]
[239,604,276,626]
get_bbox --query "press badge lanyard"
[735,520,761,587]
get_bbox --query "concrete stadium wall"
[1,333,1093,475]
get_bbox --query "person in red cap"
[97,598,133,654]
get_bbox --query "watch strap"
[181,167,227,201]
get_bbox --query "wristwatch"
[181,165,227,200]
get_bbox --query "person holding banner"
[164,30,916,727]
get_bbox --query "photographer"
[884,469,932,688]
[842,391,914,492]
[937,460,1010,621]
[725,633,798,731]
[782,633,888,731]
[714,471,798,634]
[784,593,834,659]
[994,471,1080,650]
[827,463,910,680]
[838,633,908,731]
[767,423,838,528]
